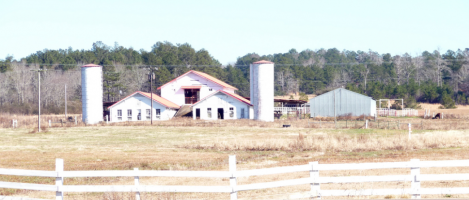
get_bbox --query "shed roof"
[157,70,237,90]
[311,88,374,101]
[243,97,307,104]
[192,90,252,106]
[107,91,180,109]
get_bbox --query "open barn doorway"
[195,108,200,119]
[217,108,224,119]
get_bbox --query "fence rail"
[274,107,309,115]
[1,157,469,199]
[377,108,418,117]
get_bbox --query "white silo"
[250,60,274,122]
[81,64,103,124]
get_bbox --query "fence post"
[442,113,444,119]
[49,120,51,128]
[398,120,400,129]
[374,114,376,122]
[61,119,63,127]
[411,159,421,199]
[310,161,321,199]
[408,123,412,140]
[229,155,237,200]
[134,168,140,200]
[106,115,109,124]
[365,120,368,129]
[55,158,64,200]
[74,116,77,125]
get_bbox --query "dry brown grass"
[0,113,83,128]
[181,131,468,152]
[3,112,469,131]
[2,120,469,199]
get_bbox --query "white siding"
[192,93,251,120]
[250,63,274,122]
[109,94,177,122]
[81,66,103,124]
[161,72,234,106]
[309,88,376,117]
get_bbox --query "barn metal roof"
[107,91,180,109]
[181,86,202,89]
[157,70,238,90]
[192,90,252,106]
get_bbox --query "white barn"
[109,69,258,121]
[158,70,238,106]
[191,90,253,120]
[108,91,179,122]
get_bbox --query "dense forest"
[0,41,468,114]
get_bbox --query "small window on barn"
[241,108,245,119]
[146,109,151,120]
[155,109,161,119]
[127,109,132,121]
[229,107,234,118]
[117,110,122,121]
[209,88,212,91]
[207,108,212,118]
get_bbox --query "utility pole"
[334,89,337,128]
[65,84,67,118]
[149,71,155,125]
[144,67,158,125]
[31,69,46,132]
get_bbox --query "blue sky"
[1,0,468,64]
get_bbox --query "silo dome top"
[253,60,274,64]
[81,64,102,68]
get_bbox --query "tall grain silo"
[250,60,274,122]
[81,64,103,124]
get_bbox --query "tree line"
[0,41,468,114]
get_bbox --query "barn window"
[229,107,234,118]
[117,109,122,121]
[209,88,212,91]
[146,109,151,120]
[207,108,212,118]
[127,109,132,120]
[155,109,161,119]
[241,108,245,119]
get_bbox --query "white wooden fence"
[274,107,309,115]
[1,157,469,199]
[377,108,418,117]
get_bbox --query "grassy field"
[1,122,469,199]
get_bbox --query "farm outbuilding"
[309,88,376,117]
[191,90,253,120]
[107,91,180,122]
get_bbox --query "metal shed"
[309,88,376,117]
